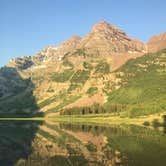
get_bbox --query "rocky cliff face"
[147,31,166,52]
[7,56,34,70]
[7,35,81,70]
[35,35,81,62]
[6,21,148,71]
[6,21,166,72]
[79,21,146,56]
[57,35,81,58]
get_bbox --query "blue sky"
[0,0,166,67]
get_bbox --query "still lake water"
[0,121,166,166]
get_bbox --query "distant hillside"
[147,31,166,53]
[60,49,166,117]
[106,49,166,117]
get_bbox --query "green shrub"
[63,59,73,68]
[51,69,74,82]
[68,83,81,92]
[83,62,93,70]
[152,119,161,128]
[32,75,43,81]
[128,107,141,118]
[163,115,166,127]
[86,87,98,96]
[39,93,66,108]
[73,48,86,57]
[71,70,90,84]
[95,61,110,74]
[47,87,54,93]
[45,95,81,114]
[86,142,97,152]
[143,121,150,126]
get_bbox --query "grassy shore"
[0,111,165,127]
[0,117,45,121]
[50,114,165,126]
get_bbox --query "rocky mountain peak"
[67,35,81,41]
[7,56,34,70]
[80,21,146,55]
[59,35,81,49]
[92,21,121,33]
[147,31,166,52]
[148,31,166,43]
[6,35,81,70]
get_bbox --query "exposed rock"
[7,56,34,70]
[34,46,58,62]
[6,35,81,70]
[55,35,81,60]
[79,21,146,56]
[147,31,166,52]
[33,35,81,62]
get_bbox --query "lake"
[0,120,166,166]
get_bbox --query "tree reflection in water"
[0,121,42,166]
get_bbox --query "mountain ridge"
[6,21,147,70]
[147,31,166,53]
[6,21,166,71]
[0,21,166,117]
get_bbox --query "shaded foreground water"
[0,121,166,166]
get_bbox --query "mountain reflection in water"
[0,121,166,166]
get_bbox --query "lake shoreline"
[0,111,165,127]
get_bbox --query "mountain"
[0,21,166,117]
[106,49,166,117]
[80,21,146,55]
[7,35,81,70]
[147,31,166,52]
[35,35,81,62]
[7,21,147,71]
